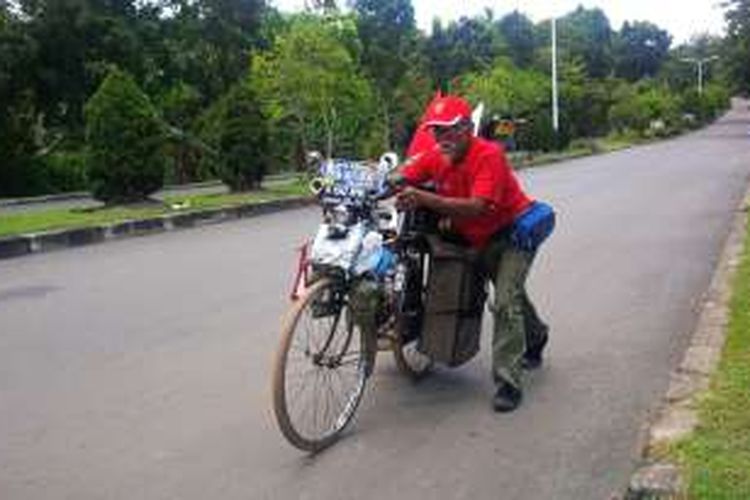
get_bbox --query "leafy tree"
[456,58,548,118]
[84,67,166,203]
[426,12,505,89]
[456,59,565,150]
[18,0,145,136]
[215,82,269,190]
[0,11,41,195]
[557,6,614,78]
[558,61,618,138]
[351,0,420,147]
[150,0,267,106]
[388,63,434,151]
[159,81,207,183]
[497,10,535,68]
[251,16,380,161]
[614,21,672,81]
[724,0,750,94]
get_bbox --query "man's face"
[431,121,472,164]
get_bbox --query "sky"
[270,0,727,45]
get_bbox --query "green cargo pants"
[479,231,548,390]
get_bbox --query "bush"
[84,67,167,203]
[676,85,730,127]
[33,150,89,193]
[609,83,679,136]
[216,82,269,191]
[514,109,571,152]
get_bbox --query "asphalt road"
[1,100,749,500]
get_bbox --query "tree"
[150,0,268,106]
[558,6,614,78]
[0,10,41,195]
[216,82,269,190]
[159,81,206,183]
[18,0,145,136]
[456,59,548,118]
[455,59,561,150]
[351,0,420,148]
[251,16,381,161]
[426,13,504,89]
[614,21,672,81]
[497,10,535,68]
[724,0,750,94]
[84,67,166,203]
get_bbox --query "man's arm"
[396,187,488,218]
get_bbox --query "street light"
[551,16,559,132]
[681,56,719,95]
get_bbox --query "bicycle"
[271,153,483,452]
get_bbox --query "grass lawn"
[0,180,309,238]
[0,133,646,239]
[670,216,750,498]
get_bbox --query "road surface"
[1,100,749,499]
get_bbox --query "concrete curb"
[624,183,750,499]
[0,196,315,260]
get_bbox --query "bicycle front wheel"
[272,278,368,452]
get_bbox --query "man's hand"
[396,186,488,218]
[396,186,428,211]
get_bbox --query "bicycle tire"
[272,278,368,452]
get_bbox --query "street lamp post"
[681,56,719,95]
[551,17,559,132]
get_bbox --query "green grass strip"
[671,216,750,498]
[0,181,309,238]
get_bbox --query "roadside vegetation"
[670,215,750,497]
[2,0,747,205]
[0,180,308,238]
[0,133,648,238]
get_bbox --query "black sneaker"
[492,382,523,412]
[522,332,548,370]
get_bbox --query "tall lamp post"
[681,55,719,95]
[551,17,559,132]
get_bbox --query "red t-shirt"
[401,137,532,248]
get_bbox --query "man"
[392,95,549,412]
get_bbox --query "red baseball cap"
[423,95,472,127]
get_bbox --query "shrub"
[41,150,89,193]
[609,83,679,136]
[84,67,167,203]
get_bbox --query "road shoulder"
[625,181,750,498]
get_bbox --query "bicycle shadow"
[288,358,552,467]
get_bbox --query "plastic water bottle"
[354,231,383,275]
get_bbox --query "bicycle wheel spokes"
[273,279,368,452]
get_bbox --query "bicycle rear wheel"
[272,278,368,452]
